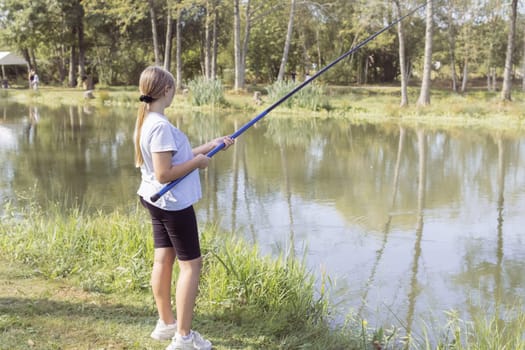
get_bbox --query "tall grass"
[187,77,228,107]
[0,200,355,348]
[266,80,332,111]
[0,201,153,292]
[1,200,524,349]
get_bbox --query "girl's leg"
[151,247,176,324]
[175,256,202,336]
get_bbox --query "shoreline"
[1,86,525,133]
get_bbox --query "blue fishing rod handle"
[150,192,162,202]
[150,177,183,202]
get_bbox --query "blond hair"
[134,66,176,167]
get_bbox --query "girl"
[134,66,234,350]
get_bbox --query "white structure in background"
[0,51,28,88]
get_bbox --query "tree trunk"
[316,28,322,74]
[211,3,218,79]
[234,0,251,90]
[233,0,242,90]
[58,45,67,83]
[240,0,251,86]
[77,4,86,87]
[164,2,173,71]
[522,28,525,91]
[461,58,468,93]
[148,0,161,66]
[394,0,408,106]
[501,0,517,101]
[176,8,183,90]
[277,0,296,81]
[417,0,433,106]
[68,25,77,87]
[204,0,212,79]
[446,1,457,92]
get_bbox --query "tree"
[393,0,408,106]
[277,0,296,81]
[417,0,433,106]
[204,0,212,79]
[501,0,517,101]
[233,0,243,89]
[164,0,174,71]
[176,6,183,90]
[445,0,458,92]
[233,0,258,90]
[148,0,161,66]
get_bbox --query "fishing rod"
[151,1,427,202]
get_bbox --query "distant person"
[134,66,234,350]
[290,71,296,82]
[29,70,39,90]
[305,71,311,81]
[253,91,263,105]
[28,70,34,88]
[82,75,95,99]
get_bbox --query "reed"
[266,80,332,111]
[187,77,228,107]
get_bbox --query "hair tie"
[139,95,154,103]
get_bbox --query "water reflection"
[358,126,405,317]
[1,103,524,338]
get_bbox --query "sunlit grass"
[1,199,524,349]
[187,77,228,107]
[3,84,525,132]
[0,200,357,349]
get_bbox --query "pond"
[1,102,524,338]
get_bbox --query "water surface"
[1,102,524,337]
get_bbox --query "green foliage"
[0,200,358,348]
[266,80,332,111]
[0,0,518,88]
[201,234,327,328]
[0,203,152,292]
[187,77,228,107]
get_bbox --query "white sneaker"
[150,319,177,340]
[166,330,212,350]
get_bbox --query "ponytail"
[134,103,147,167]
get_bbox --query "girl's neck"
[148,101,165,115]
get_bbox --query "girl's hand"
[193,154,210,169]
[194,154,211,169]
[212,136,235,151]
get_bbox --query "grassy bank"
[1,201,525,349]
[2,84,525,132]
[0,201,360,349]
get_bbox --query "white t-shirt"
[137,112,202,211]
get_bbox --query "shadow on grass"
[0,296,152,321]
[0,296,284,349]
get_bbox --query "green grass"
[3,84,525,132]
[0,200,359,349]
[187,77,229,107]
[1,200,524,349]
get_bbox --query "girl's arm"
[152,151,209,184]
[192,136,235,156]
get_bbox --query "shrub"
[187,77,227,107]
[266,80,331,111]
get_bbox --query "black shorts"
[140,197,201,261]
